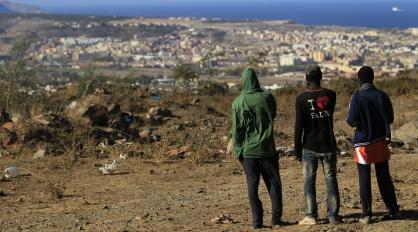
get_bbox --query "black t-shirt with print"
[294,88,337,157]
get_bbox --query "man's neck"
[307,82,321,90]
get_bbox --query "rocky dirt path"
[0,152,417,231]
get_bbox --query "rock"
[393,121,418,147]
[168,145,192,159]
[107,104,122,115]
[226,139,234,155]
[150,134,161,142]
[94,87,110,95]
[390,139,405,148]
[139,128,152,139]
[91,127,133,144]
[32,113,72,131]
[2,122,16,132]
[148,107,172,118]
[210,214,237,224]
[21,123,54,143]
[99,160,118,175]
[192,98,201,104]
[81,105,109,127]
[276,147,295,156]
[68,101,78,109]
[173,123,184,131]
[3,166,22,179]
[33,149,46,159]
[109,112,133,132]
[0,127,17,146]
[206,106,225,117]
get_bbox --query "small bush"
[376,77,418,96]
[47,180,66,199]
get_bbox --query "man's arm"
[269,94,277,120]
[346,94,359,127]
[294,97,304,162]
[330,91,337,115]
[384,93,394,124]
[231,103,244,159]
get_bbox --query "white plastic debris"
[33,149,46,159]
[99,160,118,175]
[119,153,128,160]
[4,166,22,180]
[68,101,78,109]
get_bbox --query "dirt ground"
[0,83,418,232]
[1,150,417,231]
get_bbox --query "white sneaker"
[298,216,317,225]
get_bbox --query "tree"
[0,39,33,111]
[172,64,199,83]
[81,61,97,97]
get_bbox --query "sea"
[44,1,418,29]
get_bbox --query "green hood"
[241,68,263,94]
[231,68,277,159]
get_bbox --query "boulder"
[32,113,72,131]
[0,127,17,146]
[82,105,109,127]
[146,107,173,124]
[2,122,16,132]
[139,128,152,139]
[147,107,173,117]
[393,121,418,147]
[33,149,46,159]
[107,104,122,115]
[168,145,192,159]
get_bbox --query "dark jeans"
[357,160,399,217]
[302,149,340,219]
[241,157,283,227]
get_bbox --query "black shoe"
[329,216,342,225]
[252,225,263,230]
[382,211,401,220]
[272,221,284,228]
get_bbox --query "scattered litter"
[169,145,192,159]
[99,160,118,175]
[33,149,46,159]
[276,147,295,156]
[68,101,78,109]
[226,139,234,155]
[3,166,24,180]
[119,153,128,160]
[192,98,200,104]
[210,214,237,224]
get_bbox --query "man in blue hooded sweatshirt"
[347,66,400,224]
[232,67,283,229]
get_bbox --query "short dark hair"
[305,64,322,82]
[358,66,374,83]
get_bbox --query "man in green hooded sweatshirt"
[232,67,282,229]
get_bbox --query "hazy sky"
[11,0,414,7]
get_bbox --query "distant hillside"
[0,4,13,13]
[0,1,45,14]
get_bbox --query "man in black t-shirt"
[294,64,341,225]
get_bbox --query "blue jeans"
[302,149,340,219]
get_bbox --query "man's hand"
[295,150,302,163]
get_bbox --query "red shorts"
[354,140,390,164]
